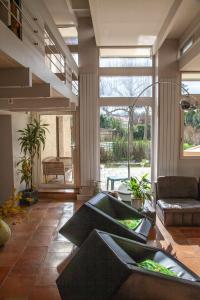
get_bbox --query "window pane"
[182,81,200,94]
[72,53,79,65]
[99,48,152,68]
[183,109,200,157]
[100,57,152,67]
[100,76,152,97]
[100,106,151,190]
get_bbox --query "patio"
[100,164,151,190]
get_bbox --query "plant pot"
[0,219,11,246]
[20,189,38,206]
[131,198,143,210]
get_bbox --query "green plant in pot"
[17,119,48,206]
[125,173,152,210]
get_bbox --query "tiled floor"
[0,199,78,300]
[0,200,200,300]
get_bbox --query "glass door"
[39,112,77,188]
[100,106,152,190]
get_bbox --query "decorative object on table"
[17,119,48,205]
[124,173,152,210]
[117,182,132,204]
[0,218,11,246]
[59,192,153,246]
[57,229,200,300]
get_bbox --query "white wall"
[0,110,30,194]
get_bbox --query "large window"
[99,48,152,68]
[182,73,200,157]
[100,106,151,190]
[182,110,200,157]
[182,73,200,94]
[100,76,152,98]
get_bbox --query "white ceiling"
[43,0,75,26]
[89,0,175,46]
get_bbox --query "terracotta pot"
[131,198,144,210]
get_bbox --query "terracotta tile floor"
[0,199,77,300]
[0,199,200,300]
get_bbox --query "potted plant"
[125,173,152,209]
[17,119,48,205]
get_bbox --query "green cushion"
[138,259,177,277]
[118,218,142,230]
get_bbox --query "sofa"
[60,192,153,246]
[57,229,200,300]
[155,176,200,226]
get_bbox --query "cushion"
[157,176,199,199]
[157,199,200,212]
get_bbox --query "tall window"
[98,47,153,189]
[182,73,200,157]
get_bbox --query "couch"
[60,192,153,246]
[57,229,200,300]
[155,176,200,226]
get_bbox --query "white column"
[155,40,181,177]
[157,79,180,175]
[80,73,99,186]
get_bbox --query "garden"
[100,107,151,189]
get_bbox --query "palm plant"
[17,119,48,190]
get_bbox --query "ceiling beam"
[0,97,70,111]
[153,0,183,54]
[0,84,51,98]
[65,0,78,27]
[0,68,32,87]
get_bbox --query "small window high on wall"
[181,73,200,158]
[99,48,152,68]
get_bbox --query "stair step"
[38,188,78,200]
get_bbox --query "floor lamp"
[127,81,198,179]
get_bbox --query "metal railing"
[0,0,76,86]
[72,80,79,96]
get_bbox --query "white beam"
[153,0,183,54]
[0,68,32,87]
[0,97,70,110]
[0,84,51,98]
[99,67,153,76]
[99,97,153,107]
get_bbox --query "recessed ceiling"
[89,0,174,46]
[43,0,76,26]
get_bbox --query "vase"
[0,219,11,246]
[20,189,38,206]
[131,198,143,210]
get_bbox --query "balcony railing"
[0,0,78,94]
